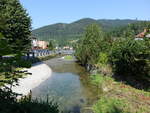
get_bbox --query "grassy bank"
[64,55,73,60]
[90,74,150,113]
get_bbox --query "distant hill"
[32,18,139,46]
[97,19,139,31]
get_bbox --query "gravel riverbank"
[11,62,52,96]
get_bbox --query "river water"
[32,57,98,113]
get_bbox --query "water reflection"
[32,57,98,113]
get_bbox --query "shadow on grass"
[111,59,150,91]
[112,73,150,91]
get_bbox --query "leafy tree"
[48,40,54,50]
[75,24,104,65]
[110,38,150,80]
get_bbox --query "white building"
[31,37,49,49]
[146,34,150,38]
[32,37,38,47]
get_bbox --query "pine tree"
[0,0,32,86]
[48,40,54,50]
[0,0,31,55]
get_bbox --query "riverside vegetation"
[64,55,73,60]
[75,24,150,113]
[0,0,59,113]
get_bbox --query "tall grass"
[93,97,130,113]
[0,89,59,113]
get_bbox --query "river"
[32,57,98,113]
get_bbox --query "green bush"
[90,74,113,87]
[90,74,105,85]
[97,52,109,65]
[0,89,59,113]
[110,38,150,79]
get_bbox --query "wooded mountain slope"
[32,18,140,45]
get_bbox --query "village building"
[63,46,73,50]
[55,46,61,50]
[63,46,70,50]
[37,40,49,49]
[31,37,49,49]
[135,29,150,40]
[31,37,38,49]
[146,34,150,38]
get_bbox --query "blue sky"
[19,0,150,29]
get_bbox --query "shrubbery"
[0,89,59,113]
[75,23,150,87]
[110,38,150,80]
[97,52,109,66]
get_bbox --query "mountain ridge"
[32,18,142,45]
[33,18,139,30]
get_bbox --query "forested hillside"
[32,18,142,46]
[98,19,139,31]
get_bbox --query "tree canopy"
[75,24,104,65]
[75,23,150,89]
[0,0,31,55]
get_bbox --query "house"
[31,37,38,49]
[63,46,73,50]
[55,46,61,50]
[37,40,49,49]
[63,46,70,50]
[135,29,150,40]
[146,34,150,38]
[31,37,49,49]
